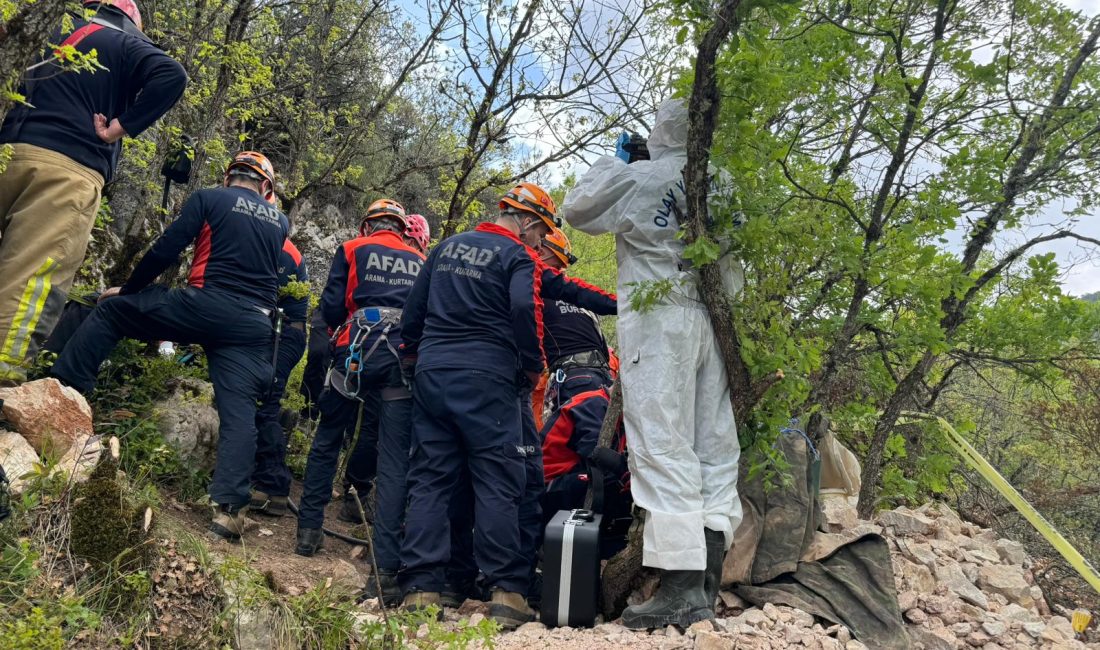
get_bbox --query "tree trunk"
[0,0,69,126]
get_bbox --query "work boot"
[209,504,249,541]
[703,528,726,609]
[337,493,367,524]
[295,526,324,557]
[249,490,287,517]
[359,569,402,607]
[488,589,535,629]
[621,570,712,630]
[403,591,443,620]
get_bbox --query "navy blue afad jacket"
[542,299,608,368]
[0,10,187,182]
[319,229,426,347]
[401,223,618,379]
[121,186,289,309]
[277,239,309,323]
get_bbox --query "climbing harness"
[331,306,402,399]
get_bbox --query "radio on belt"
[541,508,603,628]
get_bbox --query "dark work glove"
[588,447,628,478]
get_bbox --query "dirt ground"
[161,480,373,596]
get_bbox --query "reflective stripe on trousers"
[0,257,58,366]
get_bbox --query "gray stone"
[899,539,940,570]
[876,508,936,536]
[993,540,1026,566]
[897,556,938,594]
[693,631,734,650]
[935,562,989,610]
[1020,622,1044,639]
[909,626,959,650]
[154,378,220,470]
[905,608,928,624]
[995,604,1037,625]
[736,609,771,627]
[976,565,1033,608]
[951,622,974,636]
[980,620,1006,637]
[1040,616,1074,644]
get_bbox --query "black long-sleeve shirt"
[0,11,187,181]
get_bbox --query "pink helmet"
[404,214,430,252]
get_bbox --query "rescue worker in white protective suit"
[561,99,742,629]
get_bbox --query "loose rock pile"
[388,500,1097,649]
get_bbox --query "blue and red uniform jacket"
[541,388,626,482]
[400,223,545,378]
[0,9,187,182]
[539,265,616,317]
[542,300,609,368]
[277,239,309,324]
[120,186,289,309]
[319,229,425,346]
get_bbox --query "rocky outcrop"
[153,378,219,470]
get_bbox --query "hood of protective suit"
[647,99,689,161]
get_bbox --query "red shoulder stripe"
[367,230,426,259]
[282,238,303,266]
[344,240,359,316]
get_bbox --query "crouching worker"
[249,238,309,516]
[294,200,425,559]
[51,152,288,540]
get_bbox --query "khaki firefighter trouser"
[0,143,103,381]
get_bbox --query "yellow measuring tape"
[900,412,1100,597]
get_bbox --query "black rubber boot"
[359,570,401,607]
[621,570,712,630]
[703,528,726,609]
[295,526,324,556]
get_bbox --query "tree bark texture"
[0,0,70,127]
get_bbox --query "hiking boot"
[337,493,367,524]
[621,570,712,630]
[488,589,535,630]
[403,591,443,620]
[209,504,249,541]
[249,490,287,517]
[703,528,726,609]
[295,526,324,557]
[359,569,401,607]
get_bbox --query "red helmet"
[84,0,143,31]
[360,199,406,236]
[404,214,431,252]
[225,151,277,204]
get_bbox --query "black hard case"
[541,508,603,628]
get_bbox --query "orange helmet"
[225,151,276,204]
[541,228,577,268]
[499,182,560,231]
[84,0,142,31]
[360,199,407,235]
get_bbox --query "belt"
[352,306,402,327]
[550,349,609,375]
